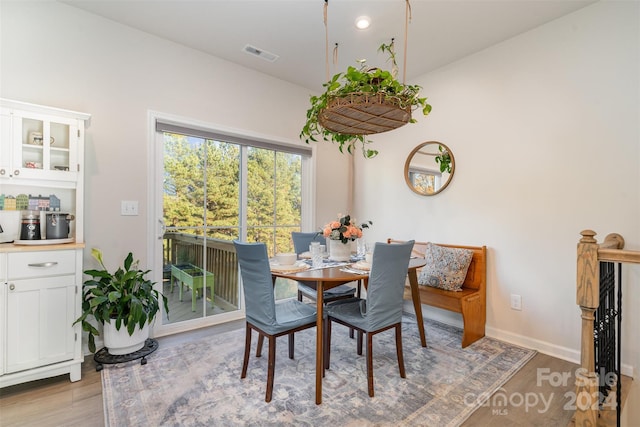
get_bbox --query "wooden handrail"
[575,230,639,426]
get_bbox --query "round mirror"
[404,141,455,196]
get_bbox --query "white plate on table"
[270,262,311,273]
[350,261,371,271]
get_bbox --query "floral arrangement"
[322,214,372,244]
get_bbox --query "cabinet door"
[7,110,80,183]
[0,255,5,376]
[0,109,12,179]
[5,275,77,373]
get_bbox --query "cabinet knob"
[9,284,15,291]
[0,168,5,176]
[13,169,19,176]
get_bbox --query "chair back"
[233,241,277,327]
[291,231,325,254]
[365,240,415,330]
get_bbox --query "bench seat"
[388,239,487,348]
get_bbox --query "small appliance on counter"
[45,212,74,239]
[20,210,42,240]
[0,210,76,245]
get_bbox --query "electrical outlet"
[510,294,522,311]
[121,200,139,216]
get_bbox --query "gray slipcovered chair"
[233,241,317,402]
[291,231,358,303]
[324,240,415,397]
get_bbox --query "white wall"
[356,1,639,377]
[2,0,638,383]
[0,1,351,258]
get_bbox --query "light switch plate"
[121,200,139,216]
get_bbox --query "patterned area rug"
[102,316,535,426]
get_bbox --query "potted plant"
[74,248,169,354]
[300,42,432,159]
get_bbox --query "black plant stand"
[93,338,159,371]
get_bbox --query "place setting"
[340,251,372,274]
[269,252,311,273]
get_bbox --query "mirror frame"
[404,141,455,196]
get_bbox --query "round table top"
[271,257,425,282]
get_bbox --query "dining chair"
[291,231,358,303]
[324,240,415,397]
[233,241,317,402]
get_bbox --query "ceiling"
[62,0,596,92]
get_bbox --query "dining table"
[271,257,427,404]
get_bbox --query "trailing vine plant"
[300,42,432,159]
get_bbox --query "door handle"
[158,219,166,240]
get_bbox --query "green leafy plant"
[300,42,432,159]
[434,145,452,173]
[73,248,169,353]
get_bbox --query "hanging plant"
[300,40,432,159]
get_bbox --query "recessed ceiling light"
[355,16,370,30]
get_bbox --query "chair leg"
[366,332,374,397]
[357,331,363,355]
[324,317,332,370]
[265,336,276,402]
[395,324,406,378]
[256,334,264,357]
[241,325,251,379]
[288,333,294,359]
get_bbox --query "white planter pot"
[329,239,352,261]
[103,321,150,355]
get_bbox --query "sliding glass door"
[150,114,313,332]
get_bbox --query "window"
[153,116,313,328]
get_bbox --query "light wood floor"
[0,319,630,427]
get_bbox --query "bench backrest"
[387,239,487,291]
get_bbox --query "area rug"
[101,316,535,426]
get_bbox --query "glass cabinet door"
[16,113,79,182]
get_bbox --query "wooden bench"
[388,239,487,348]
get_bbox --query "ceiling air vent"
[243,44,279,63]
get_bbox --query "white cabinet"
[0,99,89,388]
[0,248,84,387]
[0,99,88,184]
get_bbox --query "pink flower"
[321,214,371,242]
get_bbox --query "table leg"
[408,268,427,347]
[316,280,324,405]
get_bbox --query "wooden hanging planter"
[318,92,412,135]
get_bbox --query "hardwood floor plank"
[0,321,632,427]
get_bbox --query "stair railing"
[575,230,640,426]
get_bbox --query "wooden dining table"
[271,257,427,404]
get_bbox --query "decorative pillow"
[418,243,473,291]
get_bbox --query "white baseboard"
[404,302,635,378]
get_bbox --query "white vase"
[329,239,352,261]
[103,321,150,355]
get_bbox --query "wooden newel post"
[575,229,599,426]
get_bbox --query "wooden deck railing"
[575,230,640,426]
[164,233,239,308]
